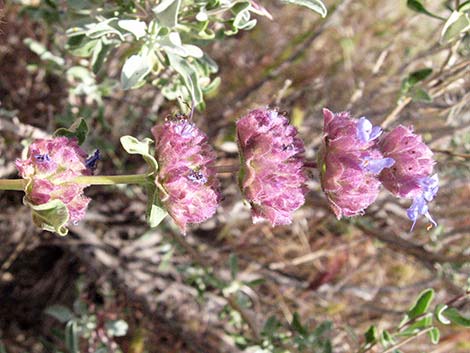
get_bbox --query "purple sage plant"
[236,108,307,226]
[15,137,95,224]
[318,109,395,219]
[378,125,438,230]
[152,118,221,233]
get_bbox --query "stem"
[380,327,433,353]
[0,174,150,191]
[73,174,150,185]
[0,179,25,191]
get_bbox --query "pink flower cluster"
[15,107,437,234]
[318,109,394,218]
[318,109,438,229]
[15,137,95,224]
[152,118,221,233]
[379,126,438,230]
[236,108,307,226]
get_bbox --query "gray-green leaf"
[167,53,203,106]
[280,0,327,18]
[118,19,147,39]
[441,10,470,44]
[25,199,70,236]
[153,0,182,28]
[121,54,151,90]
[120,136,158,173]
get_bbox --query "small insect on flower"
[152,115,221,233]
[318,109,395,219]
[378,125,438,230]
[236,108,307,226]
[15,137,98,234]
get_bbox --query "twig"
[381,327,433,353]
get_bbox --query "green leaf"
[231,2,257,30]
[411,88,432,102]
[118,19,147,39]
[0,341,7,353]
[54,118,88,145]
[25,199,70,236]
[379,329,395,348]
[440,10,470,44]
[153,0,182,28]
[407,288,435,320]
[120,136,158,173]
[407,0,445,20]
[399,314,433,336]
[401,68,432,95]
[292,312,308,336]
[364,325,377,344]
[428,327,440,344]
[434,304,451,325]
[408,68,433,86]
[229,253,239,280]
[442,307,470,327]
[280,0,327,18]
[313,320,333,337]
[460,0,470,12]
[105,320,129,337]
[45,305,75,323]
[121,54,151,90]
[262,316,281,337]
[244,278,265,287]
[167,53,204,106]
[145,182,168,228]
[65,320,79,353]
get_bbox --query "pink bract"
[152,118,221,233]
[318,109,394,219]
[236,108,307,226]
[15,137,93,224]
[378,125,434,198]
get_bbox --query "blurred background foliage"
[1,0,470,352]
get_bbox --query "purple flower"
[318,109,395,219]
[15,137,94,225]
[379,125,438,229]
[236,108,307,226]
[407,174,438,231]
[152,119,221,233]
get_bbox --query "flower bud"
[318,109,394,219]
[15,137,96,231]
[152,118,221,233]
[378,125,438,230]
[236,108,307,226]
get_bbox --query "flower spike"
[15,137,95,234]
[152,118,221,233]
[318,109,395,219]
[236,108,307,226]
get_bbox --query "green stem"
[0,174,150,191]
[0,179,26,191]
[73,174,150,185]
